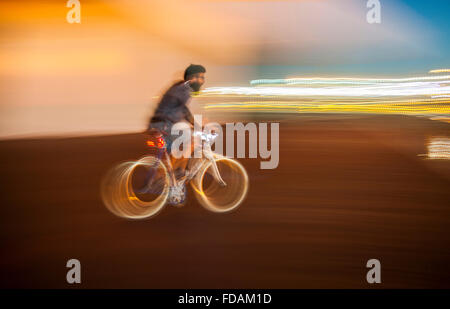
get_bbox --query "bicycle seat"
[146,128,164,137]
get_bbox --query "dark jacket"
[149,80,194,128]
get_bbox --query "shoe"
[168,184,187,207]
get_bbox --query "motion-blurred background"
[1,0,449,138]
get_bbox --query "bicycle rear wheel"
[100,156,170,219]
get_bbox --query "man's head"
[184,64,206,92]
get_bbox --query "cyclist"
[146,64,206,179]
[147,64,206,152]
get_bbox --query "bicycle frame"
[144,131,226,192]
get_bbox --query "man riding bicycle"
[105,63,248,211]
[147,64,205,150]
[146,64,206,178]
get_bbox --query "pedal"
[168,184,187,207]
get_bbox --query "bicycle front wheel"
[192,157,249,213]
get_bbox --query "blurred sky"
[0,0,449,138]
[253,0,450,77]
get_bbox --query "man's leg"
[184,133,206,180]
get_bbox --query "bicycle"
[100,129,249,219]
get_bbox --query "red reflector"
[157,137,165,148]
[147,137,165,148]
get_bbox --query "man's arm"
[184,105,206,131]
[184,105,195,126]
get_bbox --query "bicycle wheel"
[100,155,170,219]
[192,156,249,213]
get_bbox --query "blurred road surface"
[1,115,449,288]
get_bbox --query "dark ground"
[0,114,449,288]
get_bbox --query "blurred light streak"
[250,75,450,86]
[202,85,450,97]
[196,73,450,118]
[426,137,450,159]
[203,100,449,115]
[430,117,450,123]
[429,69,450,74]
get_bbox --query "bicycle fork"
[202,144,227,187]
